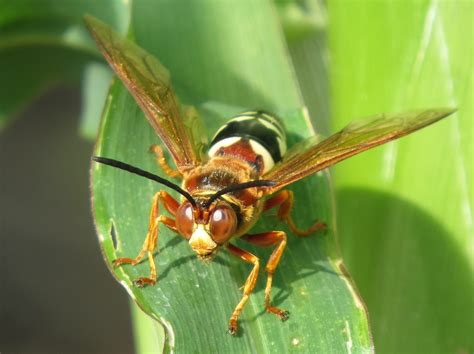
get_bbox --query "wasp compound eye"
[176,202,194,238]
[209,205,237,244]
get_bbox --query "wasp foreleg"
[242,231,289,321]
[264,189,326,236]
[226,243,260,335]
[112,190,179,287]
[149,144,181,178]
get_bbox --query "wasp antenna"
[92,156,197,207]
[205,180,276,207]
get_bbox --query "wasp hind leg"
[112,190,179,287]
[149,144,181,178]
[264,189,326,236]
[242,231,289,321]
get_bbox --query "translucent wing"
[84,15,206,173]
[264,109,455,193]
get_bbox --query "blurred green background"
[1,1,472,353]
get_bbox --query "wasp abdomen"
[208,111,287,174]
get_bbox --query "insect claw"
[227,321,238,336]
[280,310,290,321]
[317,222,328,233]
[133,279,145,287]
[133,277,156,288]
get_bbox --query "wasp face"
[175,200,237,261]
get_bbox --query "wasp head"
[175,200,237,261]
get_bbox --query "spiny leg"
[132,215,176,287]
[264,189,326,236]
[112,190,179,287]
[242,231,289,320]
[112,190,178,266]
[226,243,260,335]
[149,144,181,178]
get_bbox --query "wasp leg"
[242,231,289,321]
[264,189,326,236]
[112,190,179,287]
[149,144,181,178]
[226,243,260,336]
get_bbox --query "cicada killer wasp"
[85,15,455,335]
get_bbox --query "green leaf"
[329,2,473,353]
[283,0,330,135]
[91,1,372,352]
[0,0,128,129]
[79,62,113,139]
[0,36,95,128]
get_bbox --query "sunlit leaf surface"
[329,2,473,353]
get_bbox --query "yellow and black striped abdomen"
[208,111,287,174]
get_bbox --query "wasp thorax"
[176,201,237,260]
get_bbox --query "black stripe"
[210,111,286,162]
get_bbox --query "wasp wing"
[84,15,206,173]
[264,109,455,193]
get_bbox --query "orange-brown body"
[183,156,265,239]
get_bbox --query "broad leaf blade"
[329,2,473,353]
[92,1,372,352]
[0,0,128,129]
